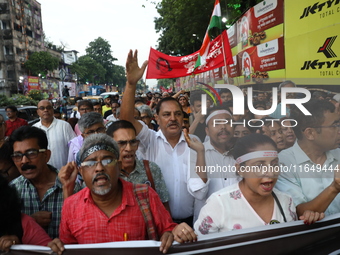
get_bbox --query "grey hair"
[137,105,153,118]
[78,112,104,133]
[79,133,119,162]
[279,80,296,91]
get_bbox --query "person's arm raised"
[120,50,148,135]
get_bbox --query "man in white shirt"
[189,106,240,220]
[33,100,76,170]
[120,50,206,226]
[276,99,340,216]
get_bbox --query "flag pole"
[220,30,230,84]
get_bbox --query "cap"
[104,95,110,99]
[333,93,340,102]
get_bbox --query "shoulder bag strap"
[133,184,158,240]
[272,191,287,222]
[143,160,155,190]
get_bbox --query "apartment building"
[0,0,44,96]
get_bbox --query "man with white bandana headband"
[188,105,241,220]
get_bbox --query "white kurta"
[194,182,297,235]
[137,121,204,219]
[34,118,76,170]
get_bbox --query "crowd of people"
[1,49,340,253]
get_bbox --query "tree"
[85,37,117,84]
[24,51,60,76]
[69,55,106,84]
[111,64,126,91]
[154,0,262,56]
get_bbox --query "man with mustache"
[189,106,240,220]
[9,126,83,239]
[120,50,206,227]
[58,133,196,254]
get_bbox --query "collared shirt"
[10,165,83,238]
[34,118,76,170]
[67,135,83,163]
[188,140,240,222]
[59,179,176,244]
[276,142,340,216]
[137,121,195,219]
[5,117,28,136]
[194,182,297,235]
[120,159,170,203]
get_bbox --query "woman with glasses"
[194,134,324,235]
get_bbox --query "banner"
[146,30,233,79]
[27,76,40,91]
[285,0,340,84]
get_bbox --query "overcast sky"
[38,0,160,87]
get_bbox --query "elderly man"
[106,120,170,211]
[33,100,76,170]
[276,99,340,216]
[68,112,106,163]
[9,126,83,238]
[59,133,196,253]
[120,50,206,226]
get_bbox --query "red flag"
[146,30,233,79]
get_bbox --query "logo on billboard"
[317,36,337,58]
[301,36,340,71]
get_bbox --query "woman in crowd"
[0,175,62,253]
[194,133,324,235]
[178,94,191,114]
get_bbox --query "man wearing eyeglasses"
[33,100,76,170]
[58,133,196,253]
[68,112,106,164]
[9,126,83,239]
[106,120,170,212]
[276,99,340,216]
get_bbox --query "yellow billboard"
[285,0,340,39]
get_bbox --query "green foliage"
[0,95,9,107]
[154,0,262,55]
[24,51,60,76]
[27,89,44,101]
[111,65,126,91]
[7,94,37,106]
[69,55,106,84]
[85,37,118,84]
[157,78,174,89]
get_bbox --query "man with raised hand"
[120,50,206,227]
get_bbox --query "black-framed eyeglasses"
[83,127,106,135]
[80,158,117,170]
[11,149,46,162]
[38,106,53,111]
[116,139,139,149]
[0,164,14,177]
[79,107,91,112]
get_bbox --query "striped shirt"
[10,165,83,238]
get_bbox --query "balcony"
[1,29,12,39]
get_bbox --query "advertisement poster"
[285,0,340,84]
[40,78,60,99]
[27,76,40,91]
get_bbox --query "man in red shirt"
[58,133,196,253]
[5,106,28,137]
